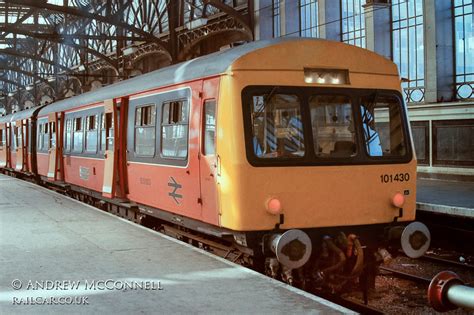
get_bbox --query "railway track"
[379,266,432,285]
[379,251,474,287]
[421,253,474,271]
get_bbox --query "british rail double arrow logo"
[168,177,183,205]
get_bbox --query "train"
[0,38,431,291]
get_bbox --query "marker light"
[266,198,282,215]
[304,68,350,85]
[392,192,405,208]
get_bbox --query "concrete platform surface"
[0,175,351,314]
[417,179,474,218]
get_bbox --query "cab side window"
[203,100,216,156]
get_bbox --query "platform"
[417,178,474,219]
[0,174,351,314]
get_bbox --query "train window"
[250,93,304,158]
[64,119,72,152]
[100,113,105,152]
[22,123,27,150]
[102,113,114,151]
[50,122,56,149]
[43,123,49,150]
[134,105,156,156]
[17,125,23,149]
[73,117,83,153]
[203,100,216,156]
[359,95,406,157]
[161,100,189,159]
[85,115,98,153]
[309,95,356,158]
[37,124,42,150]
[0,128,4,148]
[12,126,18,150]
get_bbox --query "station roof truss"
[0,0,253,113]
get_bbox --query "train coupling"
[267,229,312,269]
[428,271,474,312]
[388,221,431,258]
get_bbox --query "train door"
[47,112,64,180]
[0,123,6,167]
[199,78,220,225]
[102,99,116,197]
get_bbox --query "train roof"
[4,37,397,121]
[0,106,43,123]
[38,37,307,116]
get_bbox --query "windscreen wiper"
[256,86,279,115]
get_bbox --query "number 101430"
[380,173,410,183]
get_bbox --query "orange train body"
[0,39,431,277]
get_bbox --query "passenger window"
[65,119,72,152]
[100,114,105,152]
[0,128,4,148]
[360,95,406,157]
[22,123,27,149]
[13,126,18,150]
[37,124,42,150]
[134,105,156,156]
[250,93,304,158]
[50,122,56,149]
[17,125,23,149]
[104,113,114,151]
[85,115,98,153]
[309,95,356,158]
[203,100,216,156]
[161,100,189,159]
[73,117,83,153]
[43,123,49,151]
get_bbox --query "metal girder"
[0,7,37,40]
[0,30,147,42]
[0,48,71,72]
[0,25,118,70]
[0,0,254,109]
[202,0,252,34]
[0,64,48,83]
[0,77,23,88]
[6,0,171,53]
